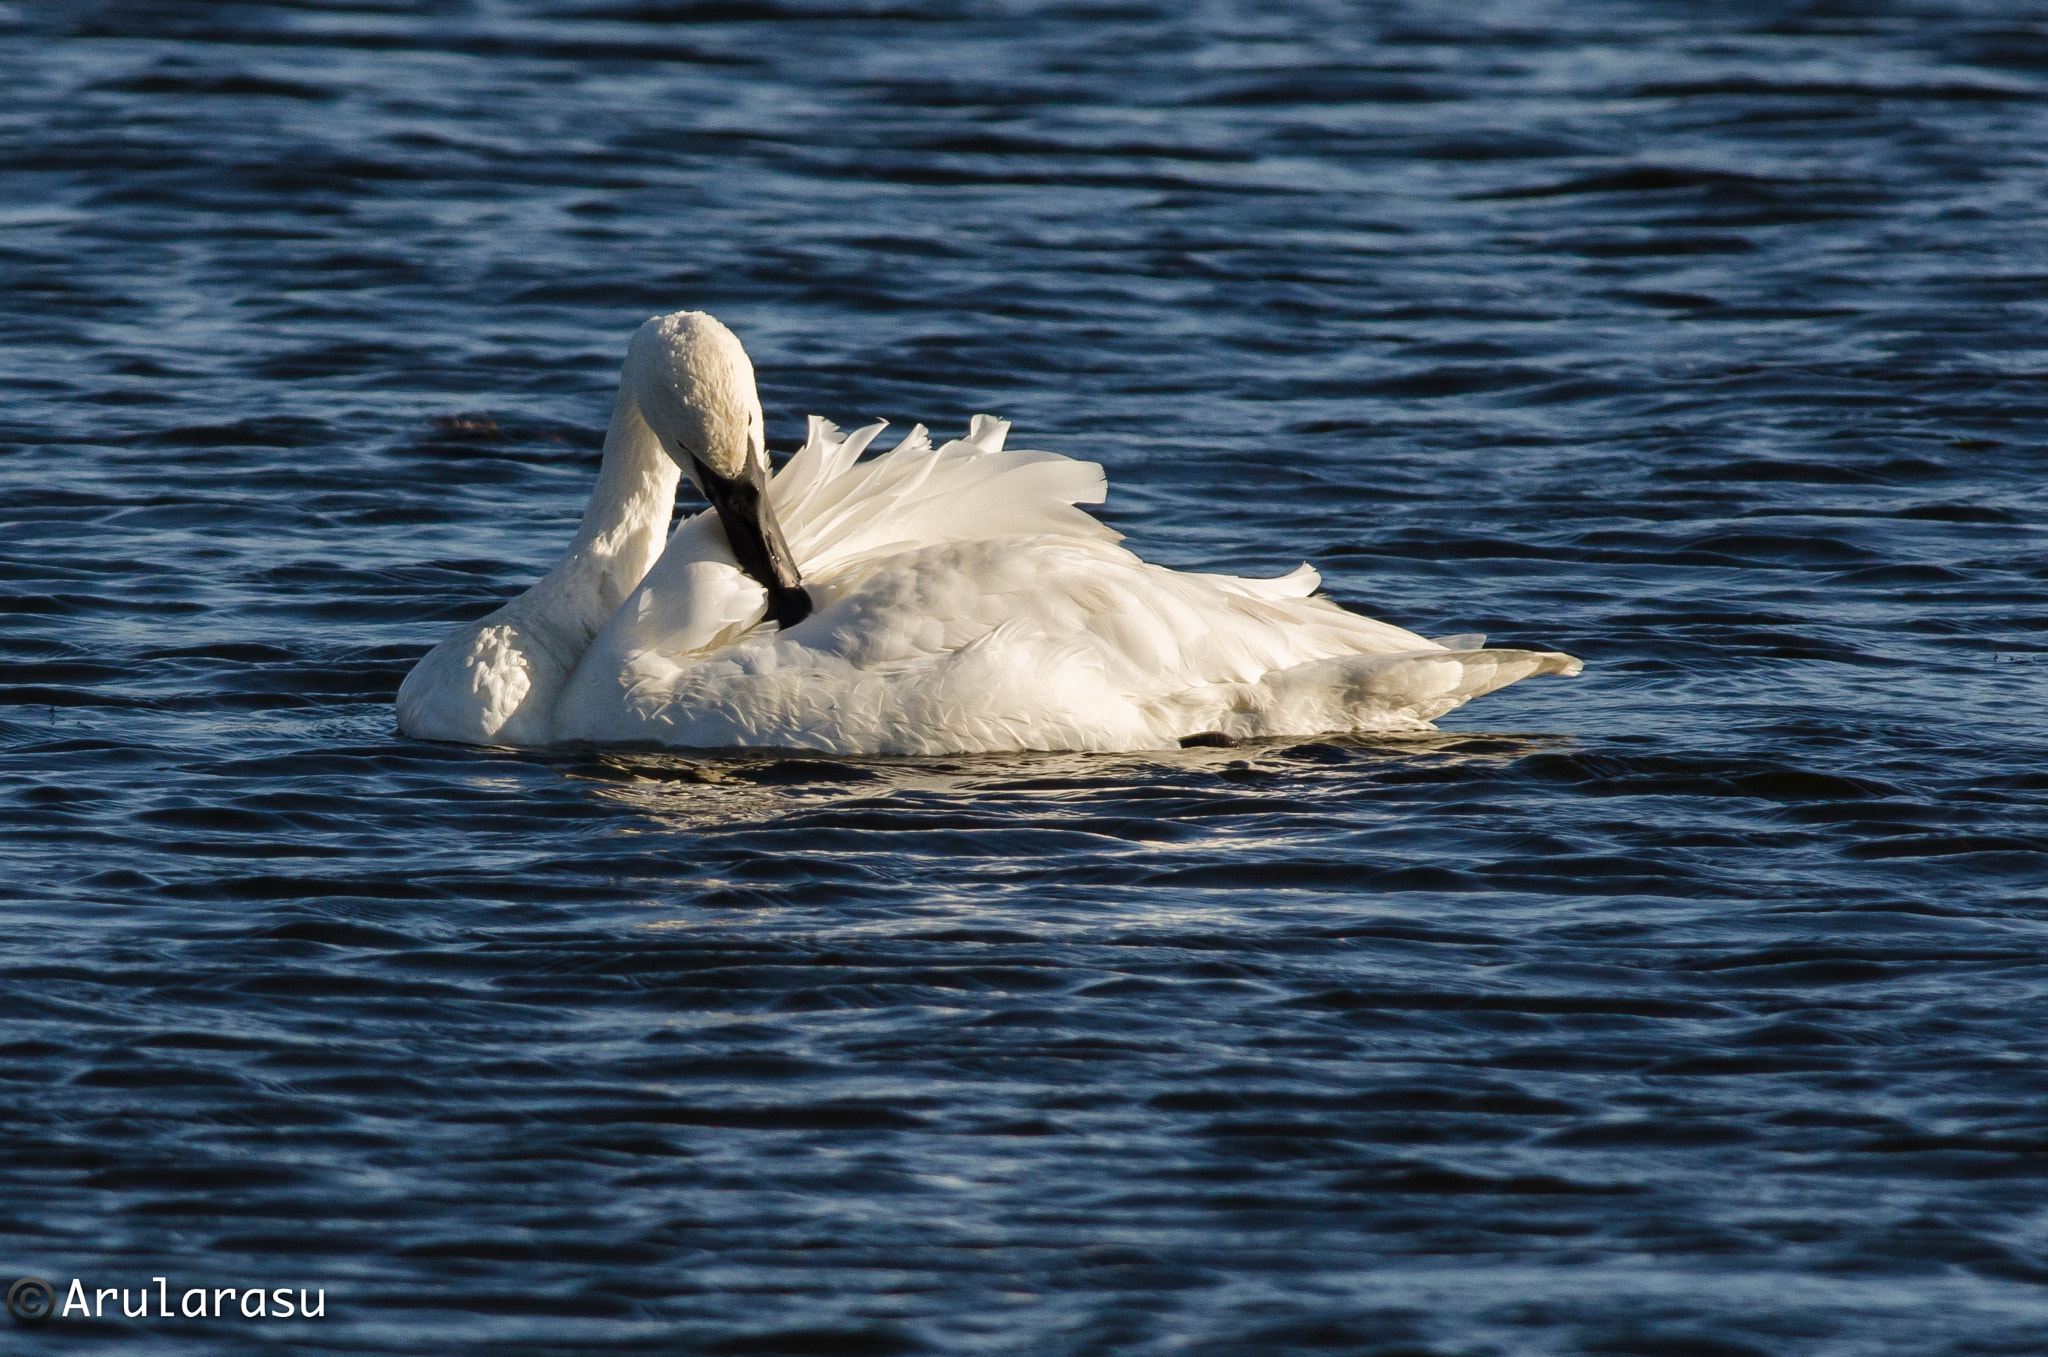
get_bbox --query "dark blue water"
[6,1,2048,1352]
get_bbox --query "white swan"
[399,310,1581,754]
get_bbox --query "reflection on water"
[561,734,1576,830]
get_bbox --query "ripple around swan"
[6,0,2048,1353]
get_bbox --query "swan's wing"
[771,416,887,513]
[769,415,1116,579]
[1066,562,1578,741]
[1062,556,1578,738]
[1058,553,1435,689]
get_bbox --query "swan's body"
[398,311,1580,754]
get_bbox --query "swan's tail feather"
[1196,646,1582,740]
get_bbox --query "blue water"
[6,1,2048,1352]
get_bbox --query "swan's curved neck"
[570,387,679,556]
[519,386,682,652]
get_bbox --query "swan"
[398,310,1581,754]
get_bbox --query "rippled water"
[6,1,2048,1352]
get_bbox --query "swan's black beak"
[689,454,813,629]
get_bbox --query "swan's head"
[621,309,812,629]
[624,310,766,485]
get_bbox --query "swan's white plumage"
[398,309,1580,754]
[545,415,1580,754]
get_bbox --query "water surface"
[5,1,2048,1352]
